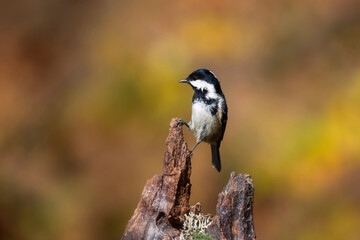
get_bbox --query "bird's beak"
[178,79,188,83]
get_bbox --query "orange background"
[1,1,359,239]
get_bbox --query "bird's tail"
[211,143,221,172]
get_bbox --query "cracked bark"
[122,118,256,240]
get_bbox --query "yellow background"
[0,1,359,239]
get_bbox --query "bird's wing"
[218,96,228,143]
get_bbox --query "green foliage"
[192,231,214,240]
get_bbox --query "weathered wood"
[207,173,256,240]
[122,118,192,240]
[122,118,256,240]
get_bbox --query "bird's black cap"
[187,69,216,82]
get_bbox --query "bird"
[178,68,228,172]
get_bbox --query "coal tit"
[178,69,228,172]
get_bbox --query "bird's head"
[178,69,221,98]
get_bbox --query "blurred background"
[1,0,360,239]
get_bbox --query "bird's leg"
[177,118,189,129]
[190,142,201,154]
[190,142,201,158]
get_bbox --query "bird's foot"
[177,119,189,128]
[189,151,193,158]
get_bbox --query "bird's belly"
[189,101,221,143]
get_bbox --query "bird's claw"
[189,151,193,158]
[177,119,189,128]
[177,118,186,125]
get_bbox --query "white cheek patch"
[190,80,211,91]
[190,80,218,99]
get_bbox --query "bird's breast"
[189,100,222,143]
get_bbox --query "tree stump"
[122,118,256,240]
